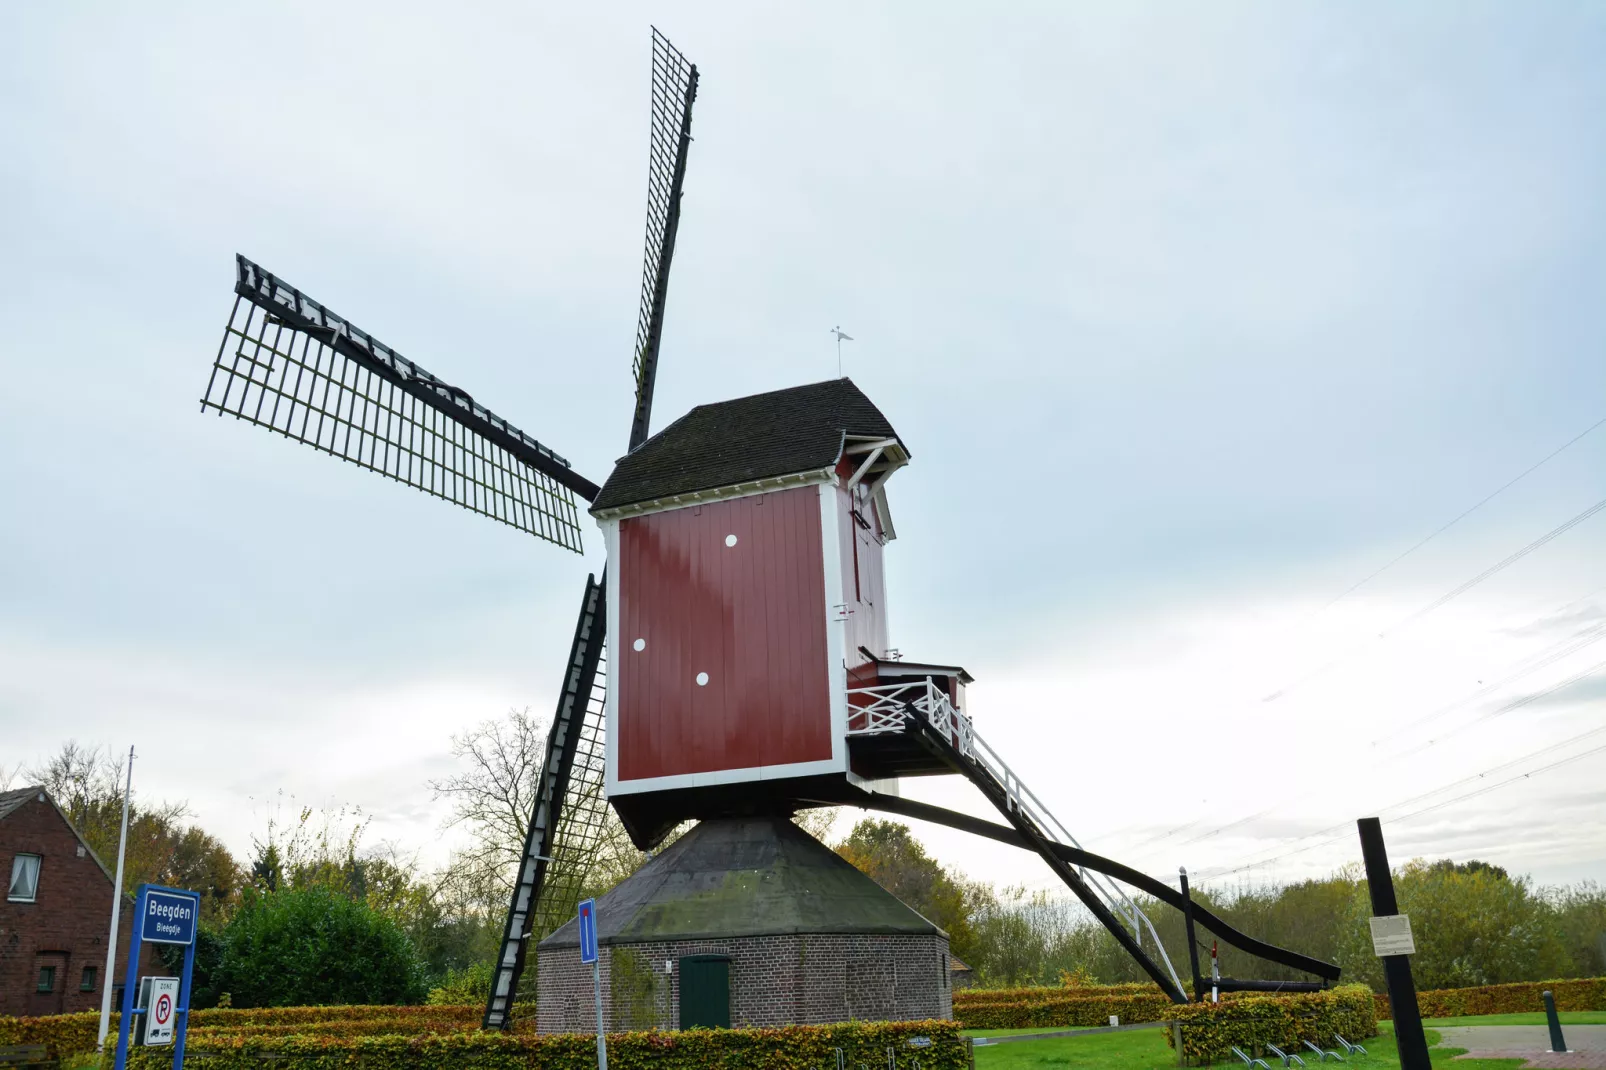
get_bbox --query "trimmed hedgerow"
[953,991,1176,1029]
[123,1020,966,1070]
[1374,976,1606,1020]
[1166,985,1377,1065]
[0,1006,483,1060]
[954,981,1162,1006]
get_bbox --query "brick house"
[1,787,156,1017]
[537,816,953,1032]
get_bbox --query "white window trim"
[8,852,41,902]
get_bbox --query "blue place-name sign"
[140,889,198,945]
[577,898,598,965]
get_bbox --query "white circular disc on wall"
[725,534,738,547]
[632,638,646,652]
[695,671,709,686]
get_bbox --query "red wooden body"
[612,486,837,786]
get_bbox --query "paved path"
[1442,1024,1606,1069]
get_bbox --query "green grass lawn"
[968,1023,1536,1070]
[967,1026,1104,1038]
[1422,1010,1606,1026]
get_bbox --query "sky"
[2,3,1603,900]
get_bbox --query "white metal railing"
[845,679,1186,997]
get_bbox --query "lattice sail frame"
[627,28,699,450]
[529,645,611,945]
[203,256,588,552]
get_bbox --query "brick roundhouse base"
[537,932,952,1033]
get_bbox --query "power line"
[1263,493,1606,703]
[1125,655,1605,868]
[1193,723,1606,882]
[1382,656,1606,762]
[1384,495,1606,636]
[1308,413,1606,618]
[1370,625,1606,748]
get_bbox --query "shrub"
[1167,985,1378,1065]
[215,886,429,1007]
[954,990,1176,1029]
[1374,976,1606,1019]
[122,1020,967,1070]
[0,1006,484,1060]
[426,962,493,1006]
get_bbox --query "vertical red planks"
[616,486,832,783]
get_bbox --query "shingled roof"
[590,378,902,514]
[539,816,942,947]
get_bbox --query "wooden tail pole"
[1356,817,1429,1070]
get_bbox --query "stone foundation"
[536,931,952,1033]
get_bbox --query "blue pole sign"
[578,897,598,965]
[141,890,198,945]
[114,884,201,1070]
[577,898,606,1070]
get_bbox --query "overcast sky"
[3,3,1603,899]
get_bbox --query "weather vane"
[831,325,853,377]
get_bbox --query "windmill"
[198,28,1341,1031]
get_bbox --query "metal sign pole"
[112,886,149,1070]
[1356,818,1429,1070]
[98,745,136,1053]
[578,897,606,1070]
[593,956,608,1070]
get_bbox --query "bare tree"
[430,708,548,902]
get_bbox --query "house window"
[81,966,97,992]
[37,966,56,993]
[8,854,40,901]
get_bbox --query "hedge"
[957,990,1177,1029]
[1374,976,1606,1020]
[1167,985,1377,1065]
[184,1017,483,1040]
[954,981,1161,1006]
[123,1020,966,1070]
[0,1006,482,1060]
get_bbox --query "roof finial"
[831,326,854,378]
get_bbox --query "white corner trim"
[819,482,848,772]
[601,518,622,799]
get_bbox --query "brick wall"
[1,793,154,1017]
[536,932,952,1033]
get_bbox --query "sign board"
[142,978,180,1046]
[140,890,198,945]
[1369,913,1416,957]
[578,898,598,965]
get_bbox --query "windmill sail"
[202,255,596,552]
[627,29,699,451]
[484,574,611,1029]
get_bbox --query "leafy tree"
[27,742,242,919]
[834,819,984,963]
[213,886,428,1007]
[1337,859,1569,990]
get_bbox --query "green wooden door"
[678,954,730,1028]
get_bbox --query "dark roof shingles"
[591,378,899,513]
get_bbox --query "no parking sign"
[143,978,180,1045]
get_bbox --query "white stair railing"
[847,679,1186,997]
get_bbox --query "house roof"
[0,786,39,822]
[0,785,117,884]
[539,815,942,948]
[590,378,903,515]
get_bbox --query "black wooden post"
[1542,990,1568,1053]
[1356,817,1430,1070]
[1179,867,1205,1002]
